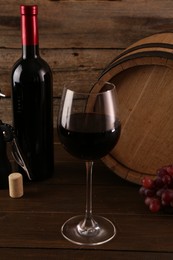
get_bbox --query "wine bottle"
[0,127,12,189]
[11,5,54,181]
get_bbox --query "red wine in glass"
[58,113,121,160]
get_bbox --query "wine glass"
[57,82,121,246]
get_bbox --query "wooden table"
[0,143,173,260]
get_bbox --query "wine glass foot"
[61,215,116,246]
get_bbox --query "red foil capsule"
[20,5,38,45]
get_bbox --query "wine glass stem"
[77,161,100,236]
[85,161,93,219]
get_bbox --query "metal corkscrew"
[0,120,32,180]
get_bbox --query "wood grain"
[0,2,173,258]
[1,0,173,49]
[0,248,173,260]
[1,0,173,124]
[0,144,173,259]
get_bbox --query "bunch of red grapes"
[139,165,173,213]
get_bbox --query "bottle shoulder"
[12,56,51,71]
[11,56,52,82]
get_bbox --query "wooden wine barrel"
[93,35,173,185]
[102,32,173,75]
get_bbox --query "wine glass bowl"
[57,82,121,245]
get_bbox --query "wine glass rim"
[63,81,116,96]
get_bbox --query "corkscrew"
[0,120,32,180]
[0,93,5,98]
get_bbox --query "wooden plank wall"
[0,0,173,126]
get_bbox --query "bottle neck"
[21,6,39,58]
[22,45,39,59]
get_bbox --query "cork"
[8,173,24,198]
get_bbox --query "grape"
[153,177,164,189]
[139,164,173,213]
[149,198,161,213]
[166,166,173,176]
[156,168,168,177]
[156,188,165,197]
[162,174,172,185]
[144,196,152,206]
[161,189,173,205]
[144,188,155,197]
[139,186,146,196]
[142,177,154,189]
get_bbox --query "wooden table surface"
[0,143,173,260]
